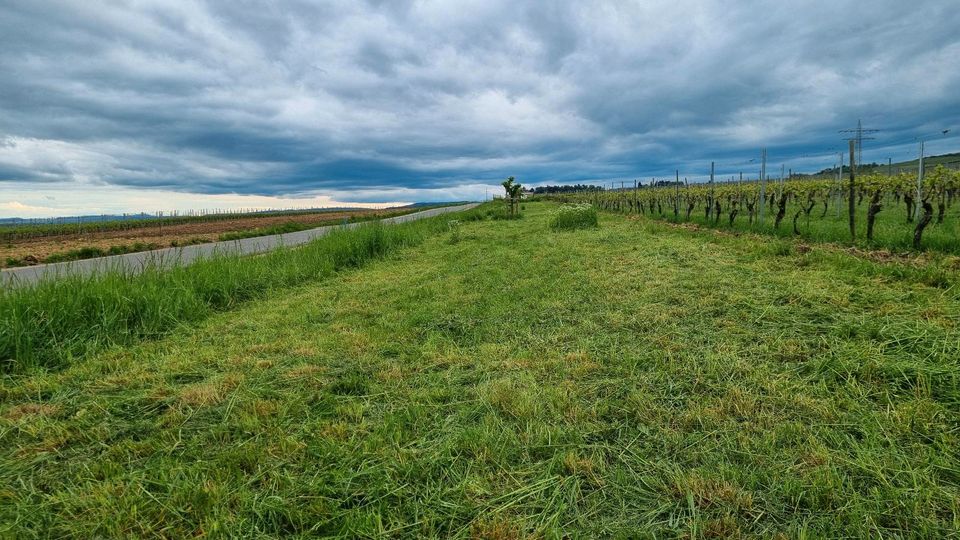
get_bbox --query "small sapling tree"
[501,176,523,216]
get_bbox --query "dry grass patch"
[377,365,406,382]
[470,516,528,540]
[3,402,59,421]
[177,373,243,408]
[483,378,538,420]
[670,473,754,511]
[562,351,600,377]
[284,364,325,380]
[318,421,351,440]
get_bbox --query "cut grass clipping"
[0,206,484,373]
[549,203,598,230]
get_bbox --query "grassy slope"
[2,215,471,373]
[2,202,959,537]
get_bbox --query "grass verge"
[218,221,316,241]
[0,206,483,373]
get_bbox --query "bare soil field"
[0,207,415,267]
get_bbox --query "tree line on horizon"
[530,184,605,194]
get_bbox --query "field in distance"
[0,205,443,268]
[1,201,957,537]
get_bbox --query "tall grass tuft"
[549,204,598,231]
[487,204,522,221]
[218,221,312,241]
[0,210,483,373]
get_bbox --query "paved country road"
[1,203,480,289]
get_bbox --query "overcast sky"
[1,1,959,217]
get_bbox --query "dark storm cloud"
[0,0,958,199]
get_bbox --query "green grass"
[214,213,415,242]
[0,209,483,374]
[549,203,599,230]
[169,237,210,247]
[218,220,316,241]
[486,201,524,221]
[1,202,958,537]
[43,242,162,263]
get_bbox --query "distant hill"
[530,184,604,194]
[404,201,470,208]
[814,152,960,176]
[0,207,363,226]
[878,152,960,172]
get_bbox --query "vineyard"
[540,165,960,254]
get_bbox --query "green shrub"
[446,220,462,244]
[170,237,209,247]
[549,204,598,231]
[43,246,106,263]
[40,243,162,264]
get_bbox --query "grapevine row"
[539,165,960,251]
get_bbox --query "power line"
[866,129,957,151]
[839,119,880,167]
[650,127,956,183]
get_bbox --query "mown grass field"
[2,202,959,537]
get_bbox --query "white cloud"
[0,182,410,218]
[0,0,957,217]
